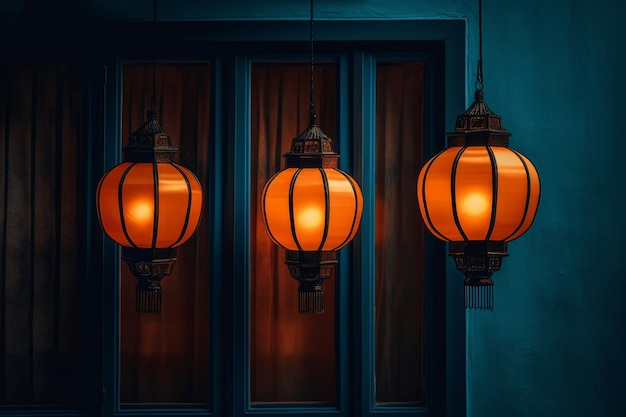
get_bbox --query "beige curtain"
[375,62,425,403]
[250,63,337,403]
[0,63,84,405]
[119,63,211,404]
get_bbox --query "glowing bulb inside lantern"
[297,206,323,230]
[129,201,153,223]
[462,193,489,216]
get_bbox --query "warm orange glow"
[461,192,489,217]
[297,206,324,230]
[417,146,540,242]
[262,167,363,252]
[128,200,154,223]
[96,161,203,249]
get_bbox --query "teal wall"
[4,0,625,416]
[464,1,626,417]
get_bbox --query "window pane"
[375,62,425,404]
[119,63,211,404]
[0,63,85,406]
[250,63,336,404]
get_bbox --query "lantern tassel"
[298,283,325,314]
[464,281,493,310]
[136,282,162,314]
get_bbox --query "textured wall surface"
[464,1,626,417]
[3,0,625,416]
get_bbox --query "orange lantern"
[96,110,203,314]
[261,108,363,314]
[417,90,540,310]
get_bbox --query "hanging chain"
[475,0,484,91]
[309,0,317,126]
[151,0,158,113]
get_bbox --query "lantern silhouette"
[417,90,540,310]
[261,106,363,314]
[96,110,203,314]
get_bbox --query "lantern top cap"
[130,111,170,141]
[447,90,510,147]
[286,102,338,155]
[286,101,337,156]
[124,111,178,163]
[284,122,339,168]
[289,123,334,151]
[457,89,501,124]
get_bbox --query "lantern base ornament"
[122,247,177,314]
[286,250,337,314]
[448,241,508,311]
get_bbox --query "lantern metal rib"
[503,149,533,241]
[151,160,160,248]
[334,169,361,249]
[418,149,447,242]
[116,163,136,247]
[450,147,469,241]
[169,163,194,247]
[288,168,304,252]
[318,168,331,252]
[485,145,498,241]
[261,175,281,245]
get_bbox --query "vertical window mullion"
[350,49,377,417]
[209,56,225,417]
[82,59,110,417]
[335,53,351,417]
[101,56,123,417]
[229,54,252,417]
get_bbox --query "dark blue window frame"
[0,18,466,417]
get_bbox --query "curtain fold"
[0,63,84,406]
[250,63,336,403]
[375,62,426,404]
[119,63,211,404]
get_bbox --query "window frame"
[0,18,466,417]
[101,19,465,417]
